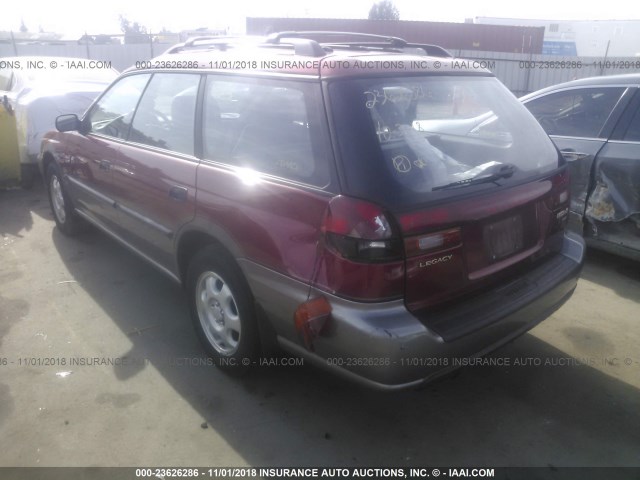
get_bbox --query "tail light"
[322,196,402,263]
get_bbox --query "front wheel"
[186,246,260,373]
[46,163,84,236]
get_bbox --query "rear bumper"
[279,231,585,390]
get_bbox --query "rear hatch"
[397,169,568,311]
[327,74,569,310]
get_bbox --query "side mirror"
[55,114,82,133]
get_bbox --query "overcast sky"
[4,0,640,38]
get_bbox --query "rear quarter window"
[622,104,640,142]
[202,76,331,187]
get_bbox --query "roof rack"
[263,34,327,57]
[166,34,328,57]
[164,36,252,54]
[266,31,452,57]
[183,36,239,48]
[164,31,452,59]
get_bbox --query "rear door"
[524,86,631,230]
[109,73,201,269]
[582,87,640,254]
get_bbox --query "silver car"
[522,74,640,261]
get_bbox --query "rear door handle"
[560,149,589,162]
[99,160,111,170]
[169,185,188,202]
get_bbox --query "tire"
[46,163,84,236]
[186,245,260,374]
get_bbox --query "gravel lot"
[1,183,639,468]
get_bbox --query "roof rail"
[184,36,239,47]
[264,33,328,57]
[265,31,452,57]
[164,36,248,54]
[162,31,452,59]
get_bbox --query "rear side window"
[526,87,625,138]
[202,76,330,187]
[89,74,151,139]
[622,106,640,142]
[129,73,201,156]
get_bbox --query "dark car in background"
[40,33,584,389]
[522,74,640,261]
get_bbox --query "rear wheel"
[187,245,260,373]
[46,163,84,236]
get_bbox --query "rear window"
[329,75,560,208]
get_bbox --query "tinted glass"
[129,73,200,155]
[526,87,625,138]
[203,76,330,186]
[89,74,151,139]
[622,105,640,142]
[329,76,560,208]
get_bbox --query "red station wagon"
[40,32,585,389]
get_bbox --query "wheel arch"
[175,223,243,286]
[175,225,279,351]
[41,151,56,179]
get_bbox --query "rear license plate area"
[484,214,524,261]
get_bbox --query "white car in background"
[0,56,118,186]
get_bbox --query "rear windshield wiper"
[432,163,516,191]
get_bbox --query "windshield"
[329,75,560,208]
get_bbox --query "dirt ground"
[1,183,639,468]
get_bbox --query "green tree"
[19,19,28,33]
[368,0,400,20]
[119,15,148,44]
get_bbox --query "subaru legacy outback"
[40,32,584,389]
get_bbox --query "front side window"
[89,74,151,140]
[330,76,560,207]
[525,87,625,138]
[202,76,330,186]
[129,73,201,155]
